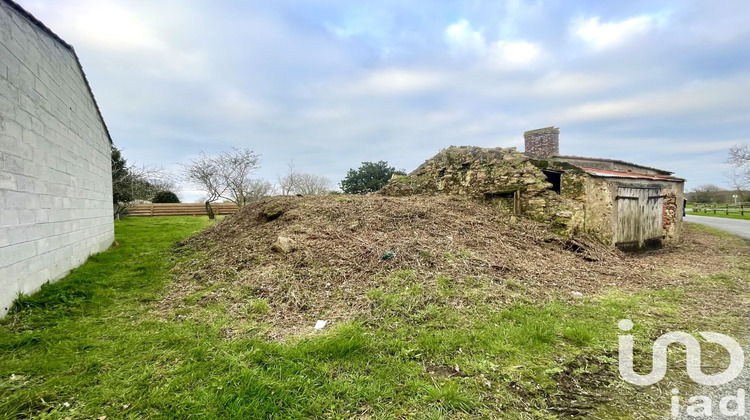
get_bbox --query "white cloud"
[558,74,750,123]
[572,136,743,156]
[445,19,543,68]
[17,0,747,192]
[657,140,744,154]
[211,89,269,122]
[489,40,541,66]
[142,50,209,82]
[530,71,623,96]
[24,0,210,82]
[445,19,485,55]
[340,68,444,96]
[60,1,166,51]
[302,108,351,122]
[572,15,655,49]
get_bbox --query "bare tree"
[181,148,261,218]
[729,143,750,164]
[725,169,748,202]
[182,152,225,219]
[111,146,173,219]
[219,148,262,206]
[130,166,172,200]
[278,161,331,195]
[278,161,299,195]
[245,179,276,202]
[294,173,331,195]
[728,143,750,184]
[688,184,725,204]
[150,177,179,195]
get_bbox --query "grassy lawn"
[1,217,748,419]
[687,204,750,220]
[688,211,750,221]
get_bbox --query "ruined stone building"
[0,0,114,316]
[381,127,685,250]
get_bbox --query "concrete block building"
[0,0,114,315]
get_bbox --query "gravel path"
[684,215,750,241]
[668,215,749,418]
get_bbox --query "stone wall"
[582,176,616,245]
[662,193,678,240]
[380,146,587,234]
[0,2,114,316]
[659,182,684,243]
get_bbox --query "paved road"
[684,215,750,241]
[669,215,749,418]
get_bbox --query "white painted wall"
[0,1,114,316]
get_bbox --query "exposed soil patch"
[163,195,746,338]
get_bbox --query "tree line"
[112,146,404,219]
[688,144,750,203]
[115,141,750,217]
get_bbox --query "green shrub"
[152,191,181,203]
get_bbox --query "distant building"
[0,0,114,316]
[381,127,685,250]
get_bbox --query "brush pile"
[166,195,680,337]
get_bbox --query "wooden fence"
[128,203,239,217]
[690,203,749,216]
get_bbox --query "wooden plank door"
[616,188,642,245]
[616,187,664,247]
[643,193,664,242]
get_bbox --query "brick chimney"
[524,127,560,159]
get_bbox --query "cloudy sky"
[17,0,750,200]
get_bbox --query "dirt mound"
[165,195,672,338]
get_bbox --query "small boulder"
[271,236,296,253]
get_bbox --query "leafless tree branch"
[278,161,331,195]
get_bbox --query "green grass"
[688,211,750,220]
[687,205,750,220]
[0,217,747,419]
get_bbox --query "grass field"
[1,217,748,419]
[687,204,750,220]
[688,210,750,220]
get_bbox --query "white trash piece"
[314,320,328,330]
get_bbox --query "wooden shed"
[551,156,685,250]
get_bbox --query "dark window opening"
[542,170,561,194]
[484,191,515,199]
[484,191,520,215]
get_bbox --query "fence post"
[150,203,154,217]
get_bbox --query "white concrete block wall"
[0,1,114,316]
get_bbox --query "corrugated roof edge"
[580,167,685,182]
[3,0,113,145]
[553,155,673,175]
